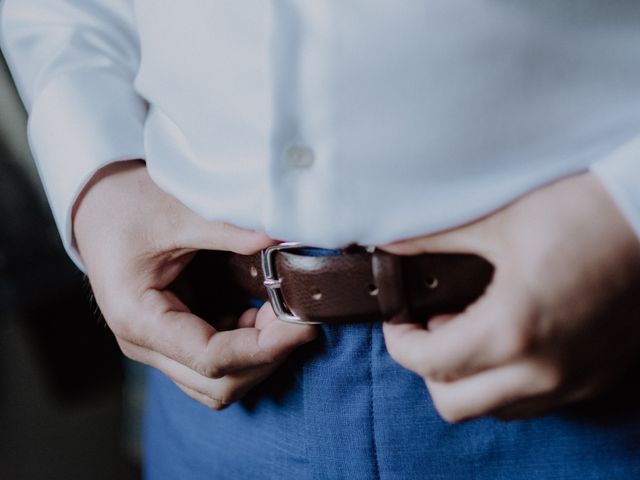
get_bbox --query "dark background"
[0,53,140,480]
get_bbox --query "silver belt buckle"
[261,242,323,325]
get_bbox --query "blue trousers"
[143,322,640,479]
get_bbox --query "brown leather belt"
[228,243,494,325]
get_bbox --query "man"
[3,1,640,478]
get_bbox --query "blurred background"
[0,51,141,479]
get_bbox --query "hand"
[73,161,317,409]
[382,173,640,422]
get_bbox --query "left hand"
[382,172,640,422]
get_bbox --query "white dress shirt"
[2,1,640,268]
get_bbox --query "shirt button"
[285,144,315,169]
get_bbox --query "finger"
[384,321,490,381]
[380,217,501,258]
[383,320,493,382]
[237,308,259,328]
[121,339,277,406]
[135,167,276,256]
[427,314,456,331]
[383,274,531,381]
[174,382,228,410]
[212,309,261,331]
[128,291,316,378]
[251,301,319,350]
[426,361,560,423]
[253,302,276,330]
[171,214,276,255]
[173,367,274,408]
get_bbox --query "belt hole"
[424,276,439,289]
[367,284,379,296]
[311,289,323,301]
[250,266,258,278]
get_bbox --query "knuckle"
[412,357,436,380]
[434,401,465,424]
[196,337,234,379]
[197,351,232,380]
[107,315,132,341]
[215,338,237,365]
[207,399,228,411]
[127,304,170,349]
[410,360,435,380]
[428,369,457,383]
[387,343,433,379]
[500,323,535,359]
[234,241,261,256]
[187,392,222,411]
[207,387,240,407]
[429,388,464,423]
[114,316,136,341]
[218,394,238,406]
[116,340,137,361]
[537,366,564,394]
[259,347,279,365]
[103,301,140,341]
[195,361,224,379]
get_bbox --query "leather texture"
[228,246,494,324]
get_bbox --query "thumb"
[255,302,319,360]
[380,216,504,259]
[170,206,276,255]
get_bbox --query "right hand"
[73,160,317,409]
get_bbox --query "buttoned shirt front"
[2,1,640,266]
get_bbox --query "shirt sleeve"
[0,0,147,269]
[590,136,640,241]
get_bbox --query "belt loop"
[371,249,408,322]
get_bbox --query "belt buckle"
[261,242,323,325]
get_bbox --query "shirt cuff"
[27,68,147,270]
[590,135,640,241]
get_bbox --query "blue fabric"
[143,247,640,478]
[143,322,640,479]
